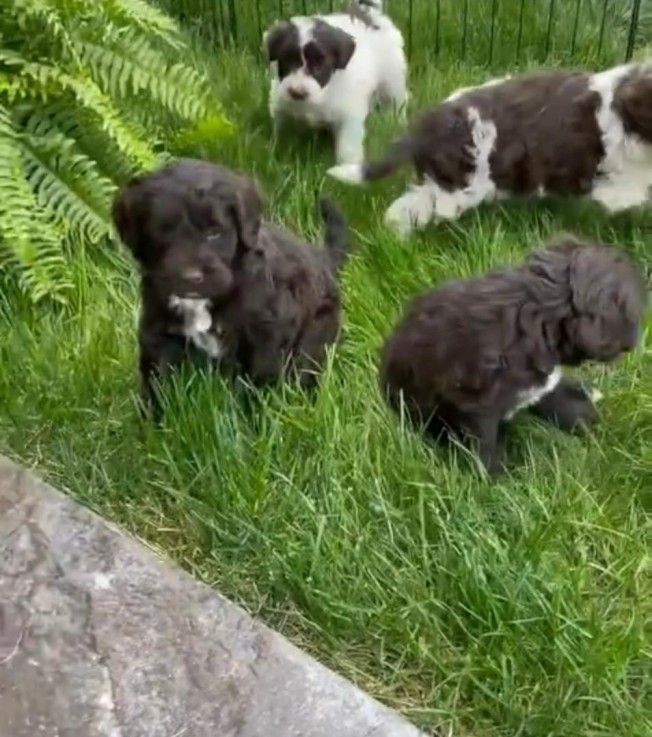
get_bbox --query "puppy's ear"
[526,237,578,288]
[569,244,647,356]
[230,177,264,251]
[263,21,295,62]
[570,244,647,317]
[614,71,652,143]
[314,24,356,70]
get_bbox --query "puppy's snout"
[185,269,204,285]
[288,86,308,101]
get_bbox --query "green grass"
[1,7,652,737]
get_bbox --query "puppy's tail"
[350,0,384,14]
[326,135,415,187]
[320,197,351,277]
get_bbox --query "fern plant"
[0,0,232,303]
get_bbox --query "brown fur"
[113,159,351,420]
[361,70,607,195]
[264,18,356,89]
[380,237,647,476]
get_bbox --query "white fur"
[169,296,224,360]
[588,64,652,212]
[504,366,563,421]
[445,74,512,102]
[266,2,408,165]
[590,387,604,403]
[330,63,652,238]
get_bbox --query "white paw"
[383,205,415,239]
[589,388,604,403]
[384,189,434,237]
[326,163,365,184]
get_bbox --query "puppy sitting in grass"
[112,159,351,420]
[380,237,647,476]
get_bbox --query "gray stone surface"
[0,456,425,737]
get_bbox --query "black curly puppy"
[113,159,351,419]
[380,237,647,475]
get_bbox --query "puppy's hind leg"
[529,376,599,433]
[379,63,409,120]
[291,314,340,391]
[460,413,507,477]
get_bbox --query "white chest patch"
[169,296,224,360]
[504,366,562,421]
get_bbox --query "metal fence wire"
[161,0,648,69]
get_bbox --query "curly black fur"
[113,159,352,420]
[380,236,647,476]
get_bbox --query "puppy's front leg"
[138,336,187,423]
[334,115,366,165]
[529,376,599,433]
[462,414,506,477]
[247,340,287,386]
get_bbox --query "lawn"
[1,1,651,736]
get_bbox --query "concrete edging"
[0,455,426,737]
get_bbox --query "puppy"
[379,237,647,475]
[328,62,652,236]
[112,159,351,420]
[263,0,408,165]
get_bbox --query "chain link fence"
[161,0,649,69]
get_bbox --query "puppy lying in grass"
[328,62,652,237]
[112,159,351,420]
[379,236,647,476]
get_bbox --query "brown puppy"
[328,63,652,237]
[380,237,647,475]
[113,159,351,420]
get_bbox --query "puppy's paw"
[384,188,435,238]
[326,163,366,184]
[589,387,604,403]
[384,200,422,240]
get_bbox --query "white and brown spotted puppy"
[328,62,652,236]
[263,0,408,165]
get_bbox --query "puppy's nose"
[288,87,308,101]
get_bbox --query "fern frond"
[61,73,161,170]
[36,100,139,183]
[0,104,71,303]
[21,110,116,243]
[77,32,211,120]
[102,0,182,45]
[1,0,233,303]
[9,0,75,55]
[8,56,161,169]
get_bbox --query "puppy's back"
[329,69,598,189]
[380,271,529,417]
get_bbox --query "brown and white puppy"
[264,0,407,165]
[380,237,647,475]
[328,63,652,236]
[112,159,351,420]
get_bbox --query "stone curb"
[0,455,427,737]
